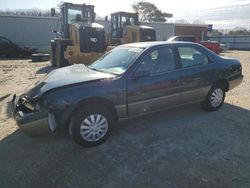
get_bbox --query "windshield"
[89,47,143,75]
[67,8,82,24]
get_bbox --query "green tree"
[0,8,57,17]
[228,29,250,35]
[132,1,173,22]
[211,29,223,37]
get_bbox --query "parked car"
[167,35,221,54]
[0,36,37,58]
[12,41,243,147]
[200,40,221,54]
[167,35,197,43]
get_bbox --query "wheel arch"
[213,79,229,92]
[69,97,118,125]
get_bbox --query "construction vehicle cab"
[59,3,95,38]
[110,12,156,45]
[51,2,106,67]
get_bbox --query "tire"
[31,54,50,62]
[202,84,225,111]
[69,105,114,147]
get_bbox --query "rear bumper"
[229,74,244,90]
[12,95,51,137]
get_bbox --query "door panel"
[177,46,216,104]
[178,66,214,103]
[127,46,182,117]
[127,72,182,117]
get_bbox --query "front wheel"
[202,84,225,111]
[69,105,114,147]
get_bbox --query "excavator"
[50,2,156,67]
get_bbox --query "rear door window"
[177,47,209,68]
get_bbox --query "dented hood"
[25,64,114,99]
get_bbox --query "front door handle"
[171,79,180,84]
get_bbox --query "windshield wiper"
[100,70,120,76]
[88,66,99,71]
[88,66,119,75]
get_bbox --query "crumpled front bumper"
[12,94,51,137]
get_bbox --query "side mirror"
[51,8,56,16]
[131,70,150,80]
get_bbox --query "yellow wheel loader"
[50,3,106,67]
[110,12,156,45]
[50,3,156,68]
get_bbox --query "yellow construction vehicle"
[50,2,106,67]
[110,12,156,45]
[50,3,156,68]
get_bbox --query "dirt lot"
[0,51,250,188]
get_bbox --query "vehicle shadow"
[0,103,250,188]
[36,65,55,74]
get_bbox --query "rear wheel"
[202,84,225,111]
[69,105,114,147]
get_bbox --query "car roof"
[120,41,198,48]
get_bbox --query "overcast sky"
[1,0,250,29]
[0,0,249,17]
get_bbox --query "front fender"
[41,79,127,130]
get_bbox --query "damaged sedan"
[12,42,243,147]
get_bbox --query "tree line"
[211,29,250,36]
[0,1,172,21]
[0,8,54,17]
[0,1,249,35]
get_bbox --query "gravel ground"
[0,51,250,188]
